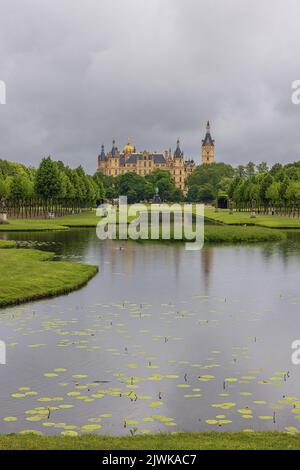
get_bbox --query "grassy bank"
[205,207,300,229]
[130,224,286,244]
[0,432,299,450]
[0,247,98,308]
[204,225,286,243]
[0,212,99,231]
[0,240,16,248]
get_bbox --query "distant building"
[201,121,215,165]
[97,138,195,190]
[97,123,215,190]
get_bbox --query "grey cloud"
[0,0,300,172]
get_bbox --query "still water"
[1,229,300,435]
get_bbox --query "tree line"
[228,162,300,215]
[2,156,300,218]
[0,157,103,218]
[185,161,300,216]
[0,157,184,218]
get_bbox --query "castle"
[97,122,215,190]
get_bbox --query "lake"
[0,229,300,436]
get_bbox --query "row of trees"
[0,157,104,218]
[0,158,184,218]
[2,156,300,218]
[228,162,300,215]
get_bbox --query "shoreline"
[0,244,98,309]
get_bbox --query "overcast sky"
[0,0,300,173]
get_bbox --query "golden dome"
[123,138,134,154]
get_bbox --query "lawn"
[0,211,101,231]
[0,246,98,307]
[54,211,100,227]
[0,432,300,450]
[205,206,300,228]
[0,219,68,231]
[0,240,16,248]
[203,225,285,243]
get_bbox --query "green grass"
[0,240,16,248]
[0,211,99,231]
[0,248,98,308]
[204,225,286,243]
[0,219,68,231]
[0,432,300,450]
[205,207,300,228]
[127,224,286,244]
[54,211,100,227]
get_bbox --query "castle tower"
[123,137,134,155]
[202,121,215,165]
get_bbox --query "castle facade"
[97,123,215,190]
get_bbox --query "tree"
[145,169,177,201]
[259,174,273,205]
[266,181,281,206]
[217,176,232,194]
[198,183,215,203]
[285,180,300,206]
[169,187,184,202]
[186,185,200,202]
[228,177,242,201]
[117,173,146,202]
[0,177,8,200]
[279,176,290,206]
[93,172,105,202]
[235,165,246,178]
[256,162,269,174]
[245,161,256,179]
[187,163,234,194]
[144,182,155,201]
[35,156,62,199]
[10,174,33,200]
[248,182,260,208]
[269,163,283,178]
[127,189,138,204]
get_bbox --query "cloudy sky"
[0,0,300,173]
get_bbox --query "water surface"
[0,229,300,435]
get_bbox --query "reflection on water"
[0,229,300,435]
